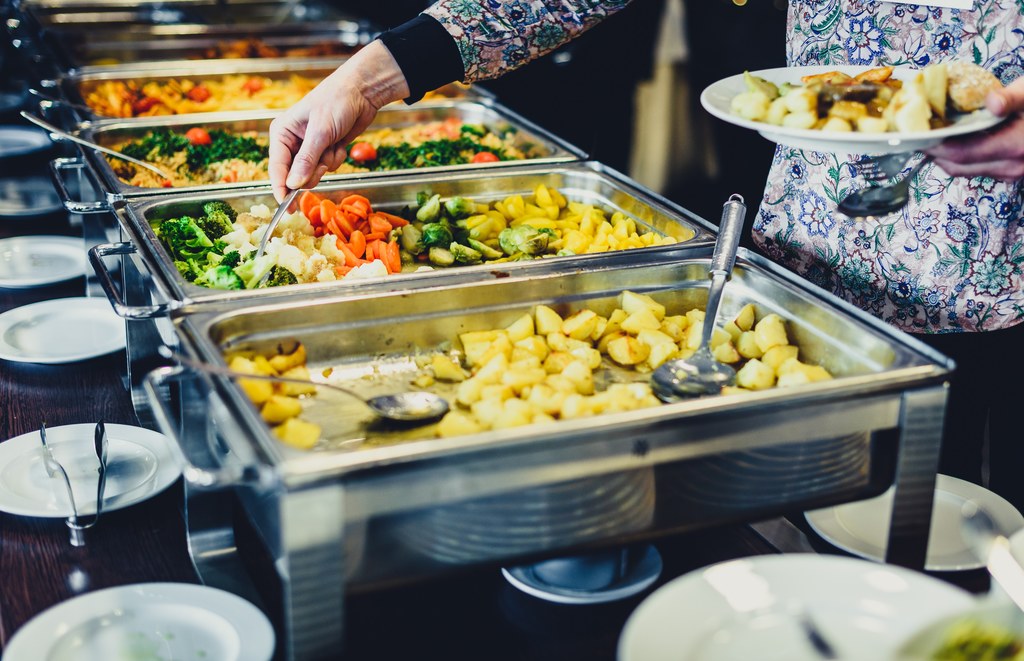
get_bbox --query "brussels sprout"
[498,225,551,256]
[416,193,442,222]
[428,246,455,266]
[400,224,424,255]
[449,242,482,264]
[421,221,454,248]
[444,196,476,220]
[467,238,502,260]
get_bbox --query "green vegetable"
[202,200,237,222]
[449,242,482,264]
[744,71,780,100]
[498,225,550,257]
[420,221,454,248]
[399,224,424,255]
[460,124,486,137]
[156,217,215,261]
[196,264,243,290]
[219,249,243,268]
[174,259,205,283]
[467,238,502,260]
[444,196,476,219]
[416,194,442,222]
[262,266,298,288]
[428,246,455,267]
[232,254,276,289]
[360,137,509,171]
[196,201,237,240]
[120,128,268,172]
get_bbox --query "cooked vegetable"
[449,242,482,264]
[185,127,212,146]
[264,265,298,288]
[348,142,377,163]
[155,216,216,261]
[232,253,276,289]
[444,196,476,219]
[428,246,455,266]
[197,264,244,290]
[198,200,236,239]
[472,151,500,163]
[499,225,551,256]
[421,221,454,248]
[416,194,442,222]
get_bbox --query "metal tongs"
[38,421,108,547]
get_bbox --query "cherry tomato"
[161,180,173,188]
[185,127,212,146]
[241,77,264,95]
[186,85,211,102]
[348,142,377,163]
[471,151,500,163]
[131,97,159,114]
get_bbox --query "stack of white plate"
[394,468,655,565]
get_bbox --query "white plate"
[700,65,1005,155]
[0,423,181,517]
[0,236,85,288]
[617,554,975,661]
[2,582,274,661]
[0,297,125,363]
[805,474,1024,571]
[0,176,63,218]
[0,126,52,160]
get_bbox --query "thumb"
[286,124,333,190]
[986,77,1024,116]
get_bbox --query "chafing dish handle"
[88,242,176,319]
[48,157,110,214]
[143,365,276,490]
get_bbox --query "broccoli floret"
[416,193,442,222]
[219,249,243,268]
[498,225,550,256]
[262,265,298,288]
[444,196,476,220]
[196,206,236,240]
[196,264,244,290]
[449,241,482,264]
[156,217,215,261]
[232,254,276,289]
[202,200,237,222]
[174,259,205,283]
[421,221,454,249]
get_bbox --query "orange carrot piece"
[324,218,343,240]
[377,211,409,227]
[368,213,393,236]
[385,240,401,274]
[339,194,371,219]
[307,205,322,226]
[335,264,352,276]
[320,199,338,226]
[363,231,386,242]
[299,191,321,219]
[348,230,366,259]
[337,240,361,268]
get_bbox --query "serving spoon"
[159,346,450,424]
[837,156,929,218]
[20,110,175,182]
[651,194,747,401]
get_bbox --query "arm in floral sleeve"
[424,0,635,82]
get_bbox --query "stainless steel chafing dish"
[90,161,710,427]
[51,100,584,206]
[17,0,349,26]
[143,248,952,660]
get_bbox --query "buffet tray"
[66,100,584,201]
[91,161,711,317]
[147,248,952,658]
[19,0,351,27]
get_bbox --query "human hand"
[268,40,410,201]
[924,77,1024,181]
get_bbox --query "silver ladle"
[20,111,175,182]
[651,194,747,401]
[837,156,929,218]
[159,346,450,424]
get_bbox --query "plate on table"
[0,297,125,363]
[0,176,63,219]
[805,474,1024,571]
[0,236,85,288]
[2,582,274,661]
[617,554,975,661]
[0,423,181,517]
[700,65,1004,155]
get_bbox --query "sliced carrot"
[368,213,393,236]
[335,265,352,276]
[324,218,343,240]
[348,230,366,259]
[385,240,401,274]
[377,211,409,227]
[337,240,362,268]
[299,191,321,219]
[306,205,322,226]
[363,231,387,242]
[320,199,338,227]
[339,194,371,219]
[336,215,356,238]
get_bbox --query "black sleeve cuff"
[377,14,465,104]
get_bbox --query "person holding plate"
[268,0,1024,511]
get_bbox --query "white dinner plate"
[2,582,275,661]
[700,65,1005,155]
[805,474,1024,571]
[0,297,125,363]
[0,423,182,517]
[0,236,85,288]
[617,554,975,661]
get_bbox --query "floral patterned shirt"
[756,0,1024,333]
[424,0,633,81]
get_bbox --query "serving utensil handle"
[710,194,746,279]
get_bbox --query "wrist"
[348,40,411,110]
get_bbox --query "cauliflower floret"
[277,212,313,235]
[271,242,307,278]
[315,268,338,282]
[248,204,272,219]
[316,235,347,264]
[233,212,263,234]
[344,260,389,280]
[221,227,257,253]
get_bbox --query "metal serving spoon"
[159,346,450,424]
[20,111,175,182]
[837,156,929,218]
[651,194,747,401]
[252,188,303,287]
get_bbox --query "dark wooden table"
[0,207,989,661]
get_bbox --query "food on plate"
[197,37,360,60]
[433,295,834,438]
[225,342,322,449]
[729,62,1003,133]
[155,186,682,290]
[107,118,538,187]
[928,618,1024,660]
